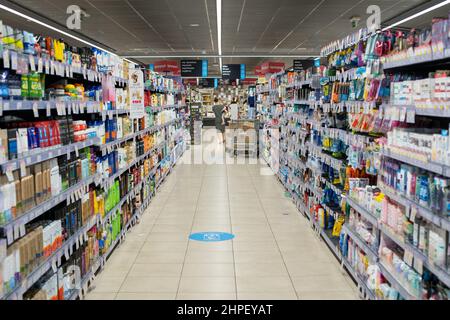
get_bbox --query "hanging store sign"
[222,64,245,80]
[241,78,257,85]
[181,60,208,77]
[154,60,180,76]
[260,61,285,74]
[129,68,145,119]
[293,59,314,72]
[198,78,218,88]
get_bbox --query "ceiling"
[1,0,449,76]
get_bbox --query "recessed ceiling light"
[190,23,200,27]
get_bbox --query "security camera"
[350,16,361,29]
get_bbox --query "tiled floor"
[86,137,359,300]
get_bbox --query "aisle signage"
[181,60,208,77]
[129,69,145,119]
[255,61,285,75]
[198,78,219,88]
[293,59,314,72]
[222,64,245,80]
[314,58,321,67]
[154,60,180,76]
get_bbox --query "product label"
[32,102,39,117]
[10,52,18,70]
[37,58,43,73]
[129,69,145,119]
[3,50,10,68]
[29,55,36,71]
[45,60,50,74]
[46,102,51,117]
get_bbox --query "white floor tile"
[86,135,358,300]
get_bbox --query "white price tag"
[406,109,416,124]
[404,249,414,267]
[46,102,51,117]
[37,58,43,73]
[10,52,18,70]
[32,102,39,117]
[51,258,57,272]
[6,226,13,245]
[13,224,20,240]
[5,165,14,182]
[413,258,423,275]
[3,50,10,68]
[19,223,26,237]
[64,247,70,260]
[29,55,36,71]
[45,59,50,74]
[20,159,26,178]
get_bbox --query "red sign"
[261,61,285,74]
[241,78,257,85]
[183,78,198,86]
[255,65,263,76]
[154,60,180,76]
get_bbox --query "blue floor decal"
[189,232,235,242]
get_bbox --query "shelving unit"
[259,16,450,300]
[0,20,189,300]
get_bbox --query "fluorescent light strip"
[217,0,222,73]
[122,55,317,58]
[0,4,117,57]
[383,0,450,30]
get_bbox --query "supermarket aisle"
[86,138,358,300]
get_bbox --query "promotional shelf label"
[129,69,145,119]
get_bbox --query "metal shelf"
[103,141,166,186]
[342,224,378,262]
[344,197,379,228]
[1,214,98,300]
[2,140,185,300]
[380,223,450,288]
[0,174,100,243]
[378,262,418,300]
[381,147,450,177]
[1,137,101,173]
[2,49,103,83]
[382,51,450,70]
[382,103,450,118]
[99,118,182,151]
[380,183,450,232]
[341,258,376,300]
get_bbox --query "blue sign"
[189,232,235,242]
[314,58,321,67]
[240,64,246,80]
[149,64,154,71]
[202,60,208,77]
[214,78,218,88]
